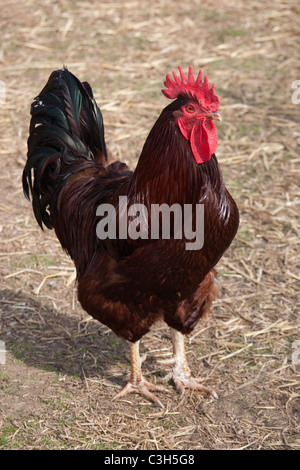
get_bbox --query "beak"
[207,111,222,121]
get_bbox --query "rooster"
[23,66,239,407]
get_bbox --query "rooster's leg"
[113,341,168,408]
[162,328,218,399]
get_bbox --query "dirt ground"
[0,0,299,450]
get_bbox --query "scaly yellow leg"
[162,328,218,399]
[113,341,168,408]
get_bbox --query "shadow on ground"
[0,288,130,387]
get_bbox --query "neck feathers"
[130,106,225,208]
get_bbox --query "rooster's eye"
[185,104,195,113]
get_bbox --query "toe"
[173,377,218,399]
[112,379,169,408]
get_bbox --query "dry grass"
[0,0,300,450]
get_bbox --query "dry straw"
[0,0,299,450]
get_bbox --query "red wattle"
[177,118,218,164]
[190,124,210,164]
[206,120,218,155]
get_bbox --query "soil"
[0,0,299,450]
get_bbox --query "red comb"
[162,66,220,110]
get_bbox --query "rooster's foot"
[166,373,218,399]
[112,341,169,408]
[113,378,168,408]
[162,328,218,399]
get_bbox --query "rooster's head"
[162,66,221,164]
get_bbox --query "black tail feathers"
[22,67,107,229]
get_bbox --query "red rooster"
[23,66,239,406]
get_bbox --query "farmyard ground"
[0,0,299,450]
